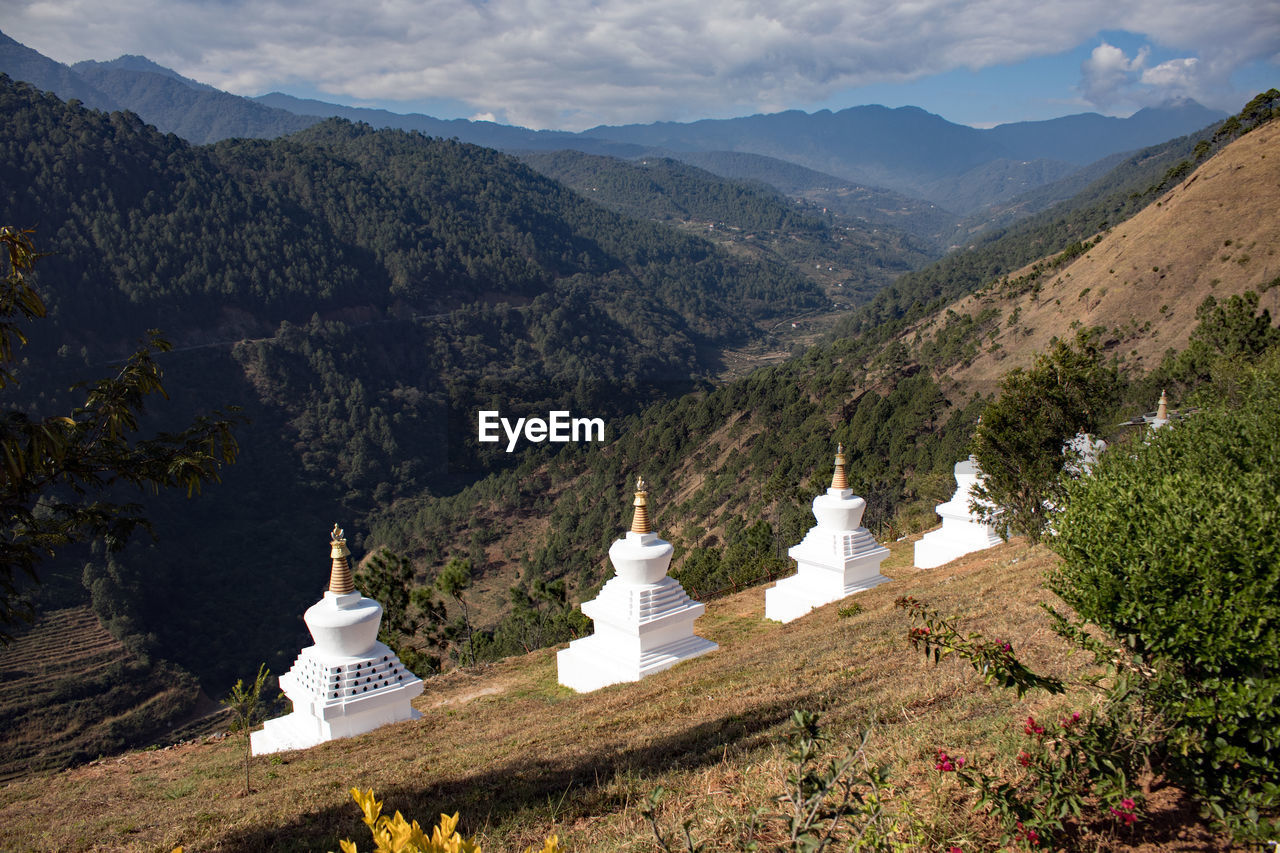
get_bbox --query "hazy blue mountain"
[581,102,1226,212]
[0,30,1227,216]
[947,149,1138,240]
[583,105,1007,189]
[70,63,318,143]
[662,149,957,239]
[0,29,118,110]
[985,100,1228,164]
[923,157,1082,216]
[256,91,644,156]
[72,55,218,92]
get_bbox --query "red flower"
[1016,750,1031,766]
[1015,822,1041,847]
[1110,797,1139,826]
[934,748,961,772]
[1023,716,1045,736]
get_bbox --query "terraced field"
[0,606,207,780]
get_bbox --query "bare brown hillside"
[915,120,1280,396]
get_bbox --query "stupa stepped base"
[251,691,422,755]
[557,632,718,693]
[765,563,891,623]
[251,641,423,755]
[913,523,1002,569]
[583,575,698,623]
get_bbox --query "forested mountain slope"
[70,59,318,143]
[519,150,940,306]
[0,74,826,775]
[586,149,958,241]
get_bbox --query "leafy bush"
[1050,361,1280,842]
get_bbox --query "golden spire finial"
[831,443,849,490]
[1156,389,1168,421]
[630,476,651,535]
[328,523,355,595]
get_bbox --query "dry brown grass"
[0,538,1233,852]
[911,121,1280,399]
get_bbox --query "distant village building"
[913,456,1002,569]
[766,445,890,622]
[557,478,717,692]
[251,526,423,755]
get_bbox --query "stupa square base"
[557,633,718,693]
[251,687,422,755]
[765,569,891,623]
[913,525,1002,569]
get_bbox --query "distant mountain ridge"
[0,29,1226,215]
[0,30,120,111]
[578,101,1226,211]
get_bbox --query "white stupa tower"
[913,456,1002,569]
[766,445,891,623]
[557,478,718,693]
[251,525,424,755]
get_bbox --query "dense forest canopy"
[0,73,827,704]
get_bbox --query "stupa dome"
[302,525,383,657]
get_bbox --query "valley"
[0,27,1277,845]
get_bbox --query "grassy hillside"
[909,116,1280,397]
[0,538,1233,851]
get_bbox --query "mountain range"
[0,23,1273,797]
[0,29,1226,215]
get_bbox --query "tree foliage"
[971,330,1120,542]
[0,226,239,641]
[356,548,448,676]
[1050,355,1280,842]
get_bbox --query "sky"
[2,0,1278,131]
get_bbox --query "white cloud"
[1080,42,1150,109]
[3,0,1278,129]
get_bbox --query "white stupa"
[251,525,424,755]
[557,478,718,693]
[913,456,1002,569]
[766,446,891,623]
[1063,432,1107,476]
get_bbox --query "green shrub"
[1050,365,1280,841]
